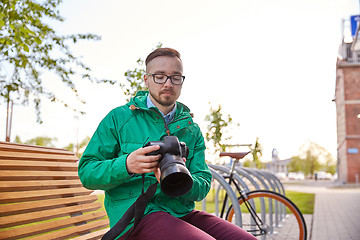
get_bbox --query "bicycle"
[208,151,307,240]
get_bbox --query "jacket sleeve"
[78,110,132,191]
[181,127,212,202]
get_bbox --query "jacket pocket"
[110,143,157,201]
[121,142,143,155]
[107,176,149,201]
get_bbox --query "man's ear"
[144,74,149,87]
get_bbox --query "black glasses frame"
[147,73,185,85]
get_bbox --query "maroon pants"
[119,210,256,240]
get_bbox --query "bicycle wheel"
[226,190,307,240]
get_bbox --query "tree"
[120,43,162,101]
[287,155,303,173]
[64,136,90,158]
[243,158,252,168]
[322,158,336,175]
[205,104,234,153]
[303,146,320,177]
[14,135,57,147]
[288,141,334,177]
[121,58,147,102]
[0,0,112,123]
[249,137,264,169]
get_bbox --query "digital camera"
[145,136,193,197]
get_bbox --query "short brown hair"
[145,48,181,67]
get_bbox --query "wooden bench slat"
[0,160,78,171]
[0,141,74,155]
[71,227,110,240]
[0,195,98,216]
[0,187,92,203]
[0,202,103,228]
[0,211,107,240]
[0,170,79,181]
[0,179,82,191]
[0,151,78,162]
[0,141,108,240]
[28,219,109,240]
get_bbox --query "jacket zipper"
[148,108,171,136]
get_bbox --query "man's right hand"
[126,145,161,174]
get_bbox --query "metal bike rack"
[240,168,270,190]
[222,166,285,235]
[203,161,294,238]
[244,168,286,228]
[262,172,284,227]
[259,170,285,195]
[208,168,243,227]
[258,170,287,220]
[208,164,277,235]
[258,170,287,224]
[243,168,278,192]
[208,164,262,231]
[231,166,272,234]
[208,164,251,192]
[234,167,265,191]
[239,168,276,234]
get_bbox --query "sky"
[1,0,359,162]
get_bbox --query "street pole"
[5,99,13,142]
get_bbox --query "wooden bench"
[0,141,109,240]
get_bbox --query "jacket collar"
[128,91,192,117]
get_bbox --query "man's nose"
[163,77,173,87]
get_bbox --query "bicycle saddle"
[219,151,251,160]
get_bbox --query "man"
[78,48,255,240]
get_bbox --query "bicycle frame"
[219,157,268,236]
[211,152,307,240]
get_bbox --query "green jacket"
[78,91,212,237]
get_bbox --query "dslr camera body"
[145,136,193,197]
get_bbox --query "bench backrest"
[0,141,109,240]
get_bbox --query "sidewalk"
[284,181,360,240]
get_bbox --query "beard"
[149,89,177,107]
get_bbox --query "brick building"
[335,38,360,183]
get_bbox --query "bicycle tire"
[226,190,307,240]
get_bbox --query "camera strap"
[101,174,158,240]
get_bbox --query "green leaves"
[34,37,41,44]
[288,141,335,177]
[205,104,234,153]
[249,137,264,169]
[0,0,103,123]
[21,43,29,52]
[122,61,147,101]
[120,44,162,101]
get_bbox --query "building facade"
[266,148,291,176]
[335,42,360,183]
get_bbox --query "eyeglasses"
[147,74,185,85]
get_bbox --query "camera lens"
[160,157,193,197]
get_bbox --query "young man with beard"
[78,48,256,240]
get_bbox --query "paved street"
[284,181,360,240]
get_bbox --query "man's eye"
[155,75,166,80]
[172,75,182,81]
